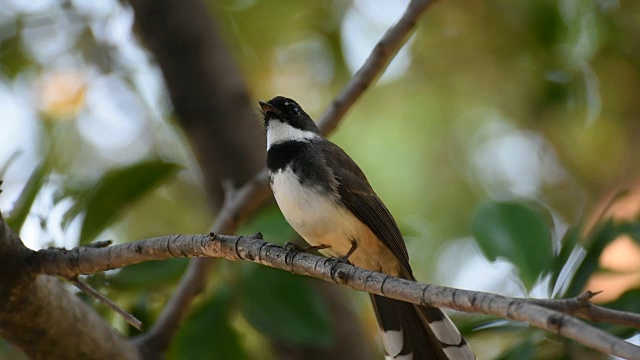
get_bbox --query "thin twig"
[33,233,640,359]
[71,278,143,331]
[527,290,640,330]
[317,0,435,134]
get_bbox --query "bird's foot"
[326,241,357,276]
[284,242,330,265]
[326,254,352,267]
[284,242,330,253]
[325,254,353,280]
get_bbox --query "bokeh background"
[1,0,640,359]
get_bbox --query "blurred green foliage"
[73,160,181,244]
[168,287,248,360]
[472,200,554,290]
[240,266,334,348]
[6,163,46,232]
[2,0,640,359]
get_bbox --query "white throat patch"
[266,119,320,150]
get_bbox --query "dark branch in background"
[130,0,437,357]
[30,232,640,359]
[130,0,264,206]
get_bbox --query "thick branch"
[32,233,640,359]
[0,214,140,360]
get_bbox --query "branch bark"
[527,291,640,330]
[30,232,640,359]
[0,214,141,360]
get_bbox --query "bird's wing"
[323,142,413,278]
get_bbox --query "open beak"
[259,101,279,117]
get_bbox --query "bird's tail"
[370,294,475,359]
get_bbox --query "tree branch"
[0,214,141,360]
[71,278,143,331]
[30,232,640,359]
[317,0,435,134]
[527,290,640,330]
[129,0,264,207]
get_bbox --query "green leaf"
[6,164,47,232]
[0,35,31,79]
[471,200,554,290]
[609,288,640,308]
[565,220,620,297]
[127,292,152,337]
[77,160,180,244]
[168,287,247,360]
[549,226,580,297]
[619,221,640,243]
[240,266,334,347]
[109,258,189,290]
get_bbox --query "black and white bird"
[260,96,475,360]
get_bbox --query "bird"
[259,96,475,360]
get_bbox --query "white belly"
[270,166,401,274]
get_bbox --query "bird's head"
[259,96,320,134]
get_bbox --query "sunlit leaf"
[77,160,181,244]
[6,164,47,232]
[168,287,247,360]
[240,266,333,347]
[109,258,188,290]
[471,200,554,290]
[453,314,523,335]
[548,226,580,297]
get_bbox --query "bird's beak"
[259,101,279,117]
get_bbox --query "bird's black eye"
[289,106,300,116]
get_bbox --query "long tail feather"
[370,295,475,359]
